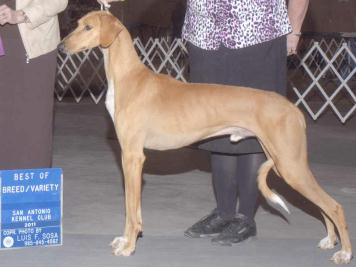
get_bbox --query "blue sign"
[0,168,62,249]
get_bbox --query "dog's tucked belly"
[144,126,256,150]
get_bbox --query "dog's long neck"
[103,27,147,117]
[105,29,143,82]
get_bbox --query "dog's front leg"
[111,150,145,256]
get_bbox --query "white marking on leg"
[110,236,128,256]
[318,235,336,250]
[102,48,115,122]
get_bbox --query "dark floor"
[1,101,355,267]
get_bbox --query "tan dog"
[60,11,352,264]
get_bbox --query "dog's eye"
[84,25,93,31]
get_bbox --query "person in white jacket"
[0,0,68,169]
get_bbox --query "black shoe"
[184,210,230,238]
[211,214,256,245]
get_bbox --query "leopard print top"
[182,0,292,50]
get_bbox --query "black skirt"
[188,36,287,154]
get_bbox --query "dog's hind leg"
[111,148,145,256]
[277,163,352,264]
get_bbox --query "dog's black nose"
[57,42,66,53]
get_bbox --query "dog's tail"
[257,159,290,214]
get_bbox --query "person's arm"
[0,0,68,27]
[20,0,68,29]
[287,0,309,55]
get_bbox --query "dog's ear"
[100,14,123,48]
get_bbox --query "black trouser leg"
[211,153,239,220]
[212,152,266,221]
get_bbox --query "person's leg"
[236,153,266,220]
[185,151,265,238]
[211,153,239,220]
[211,153,266,245]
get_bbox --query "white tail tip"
[271,193,290,214]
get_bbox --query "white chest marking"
[102,48,115,122]
[105,79,115,122]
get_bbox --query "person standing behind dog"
[182,0,309,245]
[0,0,68,170]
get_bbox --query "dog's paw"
[113,246,135,256]
[331,250,352,264]
[110,236,126,248]
[110,236,135,256]
[318,236,337,250]
[110,236,127,254]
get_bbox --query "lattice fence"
[55,35,356,123]
[287,34,356,123]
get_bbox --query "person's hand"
[0,5,26,25]
[287,32,301,56]
[97,0,122,8]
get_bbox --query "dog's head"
[59,11,124,54]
